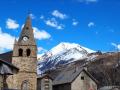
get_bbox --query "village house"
[37,65,98,90]
[37,74,53,90]
[52,67,98,90]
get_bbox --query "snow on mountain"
[37,42,95,74]
[49,42,94,55]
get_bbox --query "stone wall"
[7,72,37,90]
[53,84,71,90]
[71,71,97,90]
[7,57,37,90]
[12,57,37,72]
[0,75,3,90]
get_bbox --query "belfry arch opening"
[19,48,23,56]
[26,49,31,56]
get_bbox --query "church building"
[0,16,37,90]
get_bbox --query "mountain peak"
[50,42,95,55]
[37,42,95,74]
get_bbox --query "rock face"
[37,42,95,74]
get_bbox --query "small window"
[44,78,49,83]
[26,49,31,56]
[45,85,49,89]
[45,82,49,89]
[44,78,49,81]
[19,48,23,56]
[81,76,84,80]
[26,27,29,30]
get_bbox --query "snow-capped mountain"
[37,42,95,74]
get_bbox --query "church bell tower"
[8,16,37,90]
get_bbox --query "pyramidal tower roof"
[18,15,36,45]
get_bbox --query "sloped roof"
[0,63,13,75]
[0,51,13,63]
[0,59,19,75]
[53,66,98,85]
[0,51,19,74]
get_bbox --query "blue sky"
[0,0,120,54]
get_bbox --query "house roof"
[0,51,13,63]
[53,66,98,85]
[0,59,19,75]
[0,51,19,75]
[0,63,13,75]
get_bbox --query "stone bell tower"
[8,16,37,90]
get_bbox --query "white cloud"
[21,25,51,40]
[72,19,79,26]
[86,0,98,3]
[33,27,51,40]
[45,18,64,30]
[38,47,47,53]
[72,22,79,26]
[111,43,120,50]
[40,15,44,19]
[87,0,98,2]
[29,13,35,19]
[52,10,67,19]
[78,0,98,3]
[6,18,19,29]
[88,22,95,28]
[37,47,48,58]
[0,27,15,53]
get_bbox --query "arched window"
[19,48,23,56]
[26,27,29,30]
[21,80,29,90]
[26,49,31,56]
